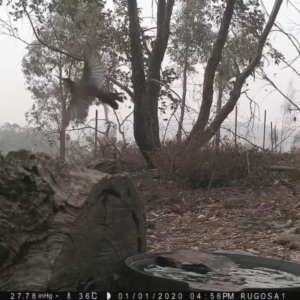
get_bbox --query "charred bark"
[127,0,175,167]
[0,150,146,291]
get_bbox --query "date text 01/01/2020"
[7,292,288,300]
[116,292,286,300]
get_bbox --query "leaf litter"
[132,170,300,263]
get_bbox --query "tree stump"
[0,150,146,291]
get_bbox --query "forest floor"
[131,170,300,263]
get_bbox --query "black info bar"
[5,292,299,300]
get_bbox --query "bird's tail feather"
[97,91,123,110]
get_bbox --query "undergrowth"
[151,139,300,189]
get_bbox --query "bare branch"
[147,78,181,103]
[279,56,300,77]
[221,126,261,149]
[106,74,134,100]
[24,7,82,61]
[0,17,39,46]
[113,110,133,144]
[262,71,300,111]
[272,27,300,58]
[244,91,261,131]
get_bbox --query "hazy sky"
[0,1,300,148]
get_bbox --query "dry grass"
[152,140,300,189]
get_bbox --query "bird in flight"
[58,44,123,129]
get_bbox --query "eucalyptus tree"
[18,0,126,160]
[164,0,275,149]
[3,0,284,166]
[4,0,172,166]
[168,0,213,142]
[187,0,284,147]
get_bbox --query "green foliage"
[168,0,268,94]
[169,0,213,73]
[21,17,79,132]
[21,1,132,132]
[9,0,135,103]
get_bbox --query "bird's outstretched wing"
[64,94,93,129]
[81,44,105,90]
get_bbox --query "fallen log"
[0,150,146,291]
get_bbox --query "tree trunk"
[176,44,189,143]
[127,0,157,168]
[59,130,66,160]
[127,0,175,168]
[133,93,160,168]
[0,150,146,291]
[59,64,66,161]
[188,0,236,140]
[188,0,283,147]
[214,75,223,152]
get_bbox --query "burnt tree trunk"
[59,130,66,161]
[127,0,175,168]
[0,150,146,291]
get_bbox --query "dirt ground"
[131,170,300,263]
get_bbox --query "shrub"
[153,138,300,189]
